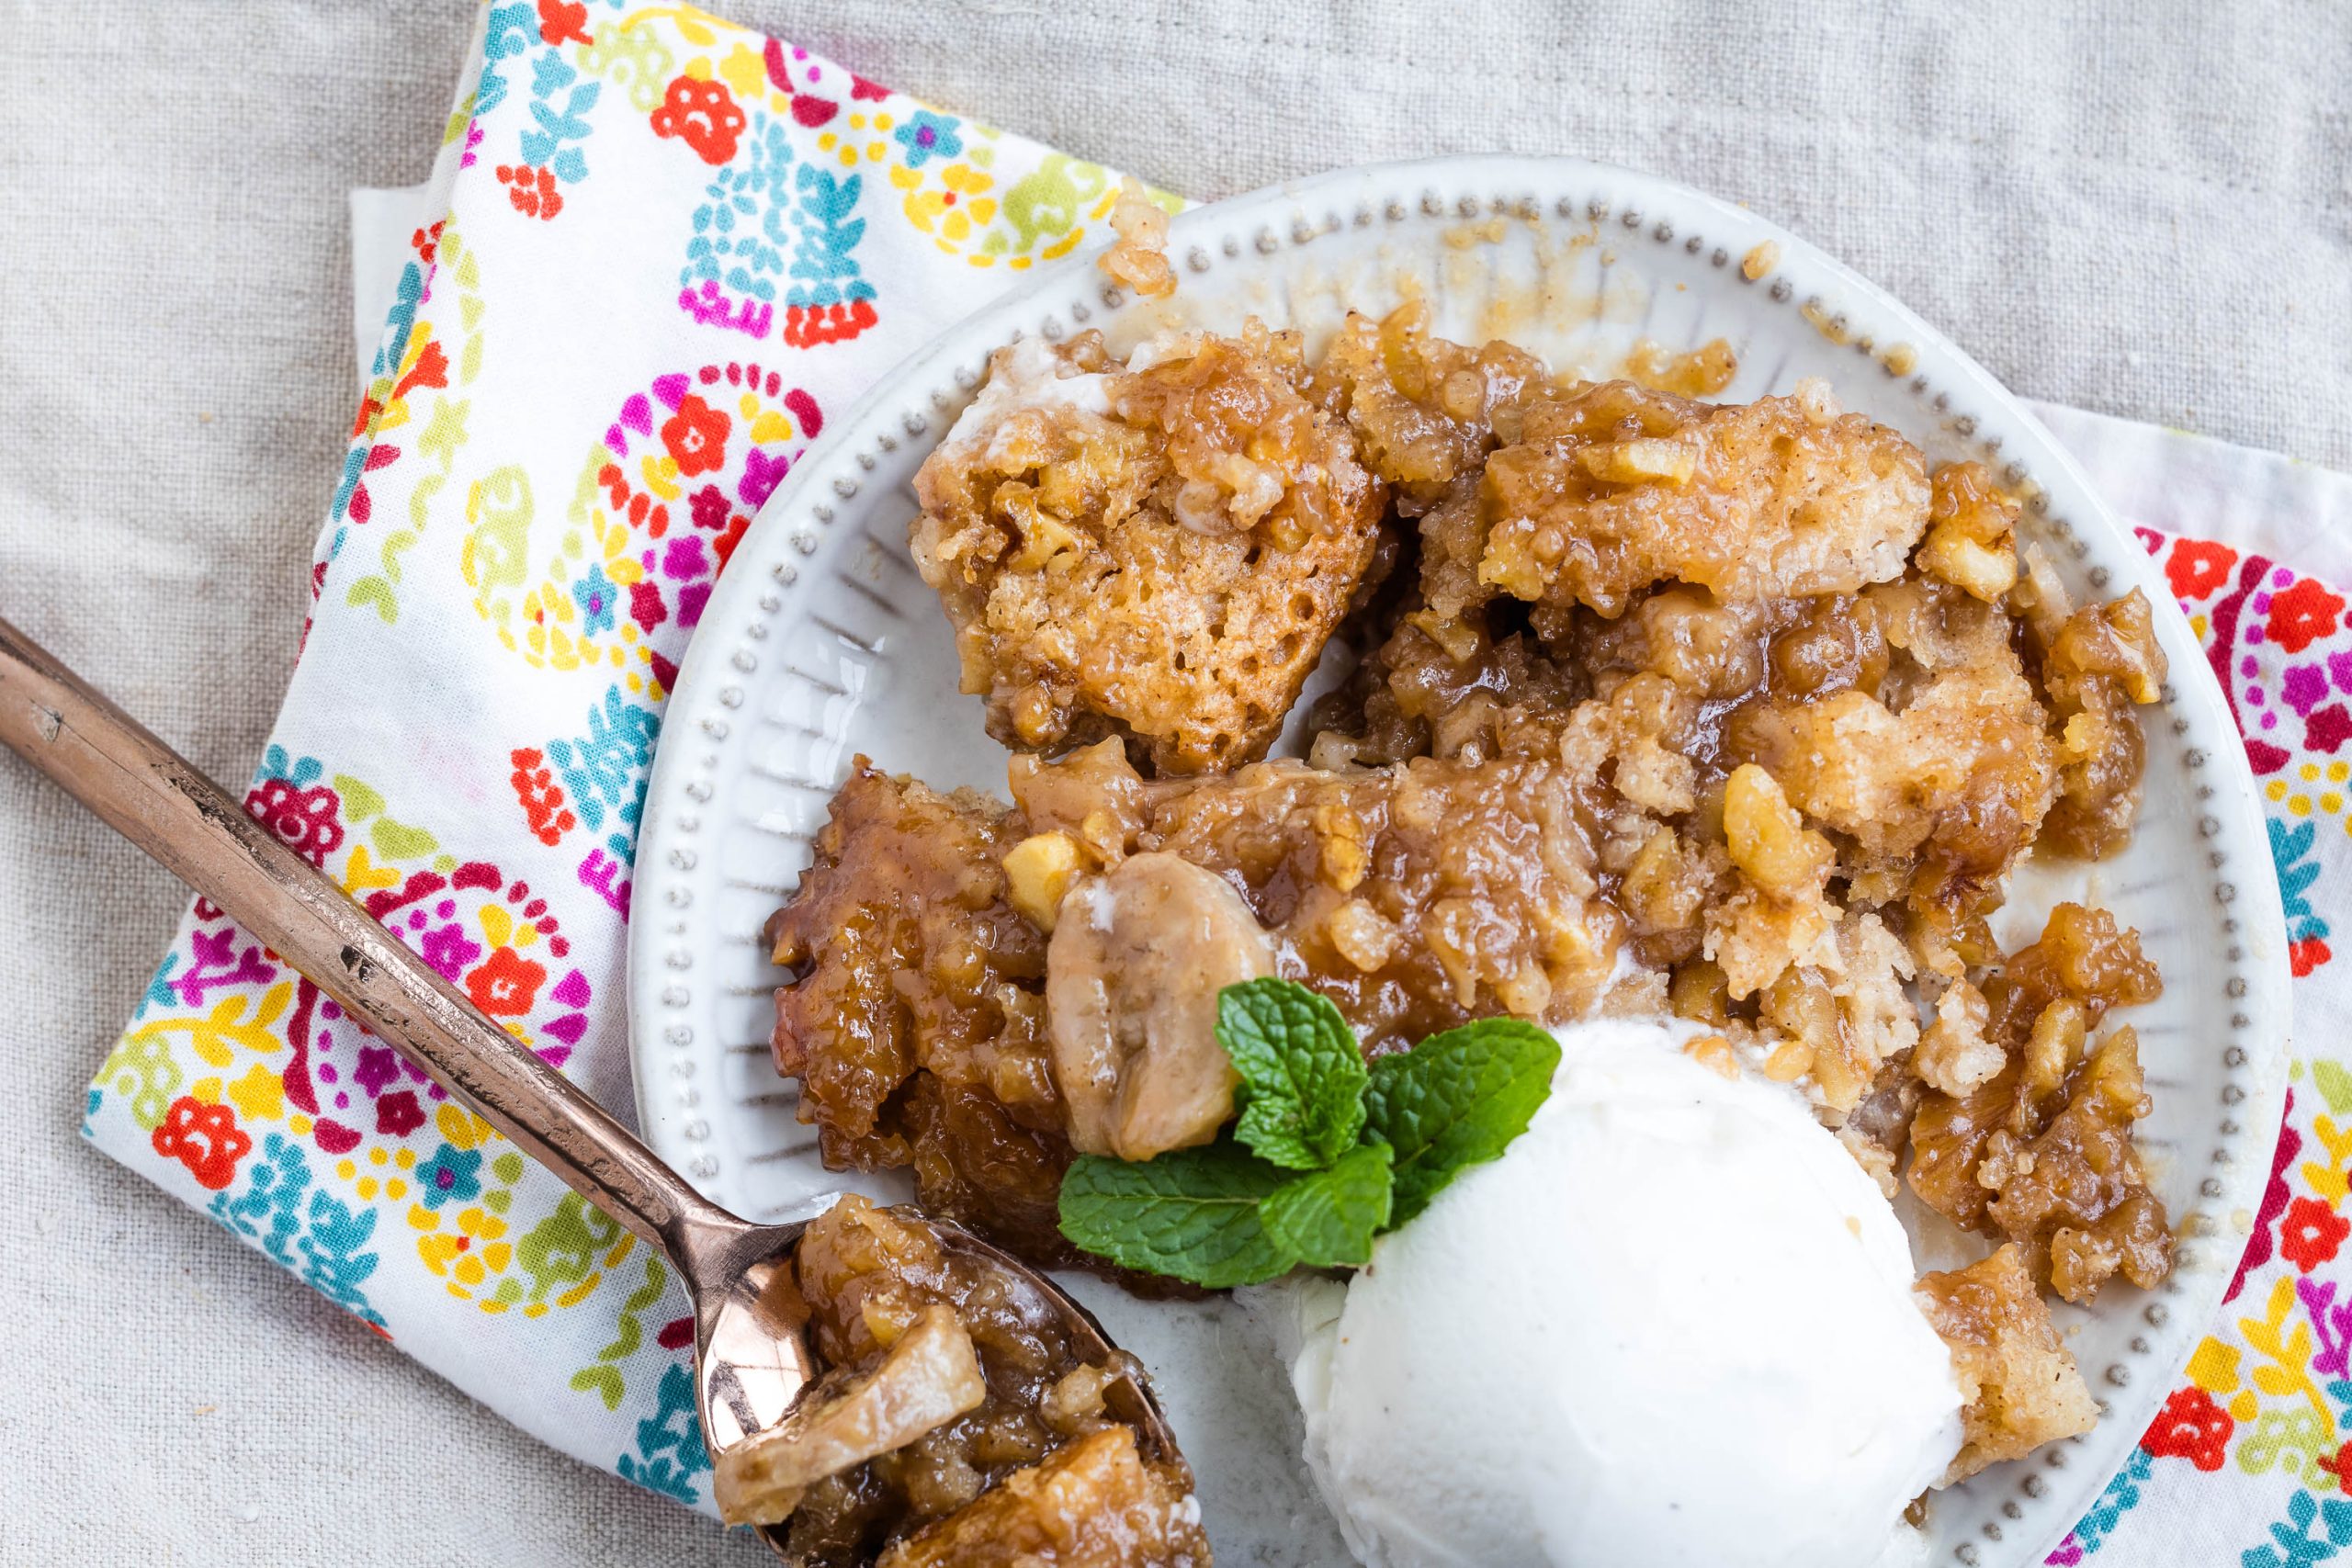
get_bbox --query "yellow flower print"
[338,842,401,897]
[417,1204,514,1293]
[717,40,767,106]
[899,162,997,244]
[225,1064,286,1122]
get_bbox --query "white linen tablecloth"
[3,3,2346,1562]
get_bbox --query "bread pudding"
[911,327,1385,774]
[763,303,2179,1517]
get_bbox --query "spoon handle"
[0,614,741,1260]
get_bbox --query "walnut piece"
[876,1427,1207,1568]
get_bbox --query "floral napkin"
[76,0,2352,1559]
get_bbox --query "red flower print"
[246,777,345,866]
[688,483,733,534]
[466,946,548,1018]
[536,0,591,45]
[2267,577,2346,654]
[661,393,731,478]
[2292,936,2335,977]
[628,579,668,634]
[496,164,564,220]
[2142,1385,2232,1472]
[2165,537,2238,601]
[375,1089,426,1138]
[2307,705,2352,754]
[2323,1440,2352,1489]
[650,76,746,164]
[153,1096,253,1191]
[508,747,577,847]
[2280,1195,2350,1271]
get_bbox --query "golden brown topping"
[1316,304,1545,509]
[1723,764,1834,902]
[1045,853,1272,1161]
[767,766,1072,1265]
[2034,588,2167,858]
[1915,978,2002,1097]
[1468,379,1928,624]
[912,328,1384,773]
[876,1427,1207,1568]
[1907,906,2169,1300]
[1099,178,1176,300]
[778,306,2174,1380]
[1917,1244,2099,1482]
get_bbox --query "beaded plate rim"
[627,153,2291,1567]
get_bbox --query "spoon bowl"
[0,614,1181,1565]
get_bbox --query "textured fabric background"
[1,2,2346,1563]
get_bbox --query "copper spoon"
[0,614,1178,1559]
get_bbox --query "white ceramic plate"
[628,154,2290,1567]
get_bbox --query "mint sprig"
[1219,978,1367,1169]
[1366,1018,1562,1225]
[1057,1143,1295,1288]
[1057,978,1559,1287]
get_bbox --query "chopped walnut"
[1917,1244,2099,1482]
[2034,588,2168,858]
[1906,906,2169,1301]
[1316,303,1546,511]
[1917,461,2020,604]
[876,1427,1207,1568]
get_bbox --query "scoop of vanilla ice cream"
[1284,1016,1960,1568]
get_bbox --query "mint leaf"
[1217,978,1368,1170]
[1260,1142,1394,1269]
[1057,1142,1296,1288]
[1364,1018,1560,1224]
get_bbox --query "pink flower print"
[418,919,483,982]
[2285,664,2331,715]
[741,446,791,511]
[353,1045,401,1098]
[678,581,712,628]
[662,535,708,581]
